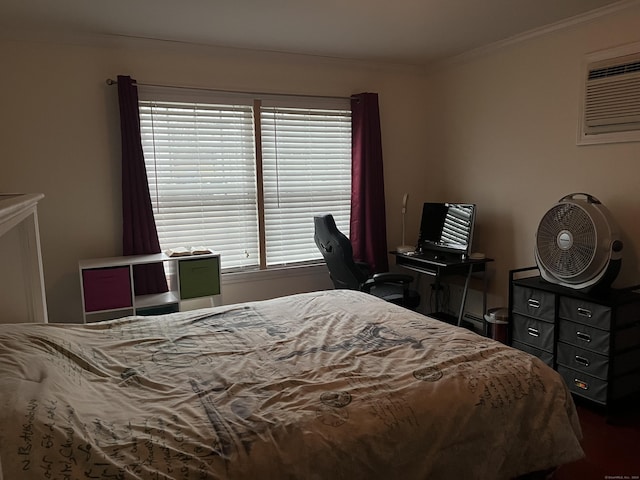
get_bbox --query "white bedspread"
[0,290,583,479]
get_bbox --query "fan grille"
[536,203,596,278]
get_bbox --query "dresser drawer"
[559,365,640,404]
[559,297,612,330]
[557,342,608,380]
[513,286,556,321]
[557,365,608,404]
[511,340,554,367]
[558,339,640,378]
[558,320,610,355]
[512,314,555,352]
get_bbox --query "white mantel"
[0,193,48,323]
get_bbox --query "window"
[138,86,351,272]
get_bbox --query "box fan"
[534,193,623,291]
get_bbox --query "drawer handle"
[527,327,540,337]
[575,355,590,367]
[577,307,592,318]
[574,378,589,391]
[528,299,540,309]
[576,331,591,343]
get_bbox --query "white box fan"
[534,193,623,291]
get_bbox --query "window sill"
[221,263,327,285]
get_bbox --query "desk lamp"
[396,193,414,253]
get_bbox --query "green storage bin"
[178,256,221,299]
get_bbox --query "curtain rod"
[105,78,353,101]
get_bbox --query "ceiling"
[0,0,633,66]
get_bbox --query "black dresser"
[509,268,640,407]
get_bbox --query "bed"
[0,289,583,479]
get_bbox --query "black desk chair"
[313,214,420,310]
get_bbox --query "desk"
[392,251,493,327]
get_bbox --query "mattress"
[0,289,583,479]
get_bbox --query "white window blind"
[139,101,260,270]
[138,87,352,272]
[261,106,352,266]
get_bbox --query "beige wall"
[2,3,640,323]
[0,33,432,323]
[426,4,640,308]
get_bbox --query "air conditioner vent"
[588,60,640,80]
[578,43,640,145]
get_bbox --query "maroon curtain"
[350,92,389,273]
[117,75,168,295]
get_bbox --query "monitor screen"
[417,202,476,257]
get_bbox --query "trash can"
[484,307,509,344]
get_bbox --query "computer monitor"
[417,202,476,258]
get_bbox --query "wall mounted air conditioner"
[577,41,640,145]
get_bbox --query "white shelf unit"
[79,252,221,323]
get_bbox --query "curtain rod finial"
[106,78,117,85]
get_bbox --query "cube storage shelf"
[79,252,221,323]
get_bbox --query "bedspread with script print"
[0,290,583,479]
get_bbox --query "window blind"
[261,107,352,266]
[138,87,352,272]
[139,101,260,270]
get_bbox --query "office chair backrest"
[313,214,367,290]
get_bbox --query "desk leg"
[482,267,488,335]
[457,264,474,327]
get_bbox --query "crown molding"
[0,26,425,75]
[3,0,638,75]
[429,0,640,73]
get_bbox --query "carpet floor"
[553,398,640,480]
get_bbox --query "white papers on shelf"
[166,247,212,257]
